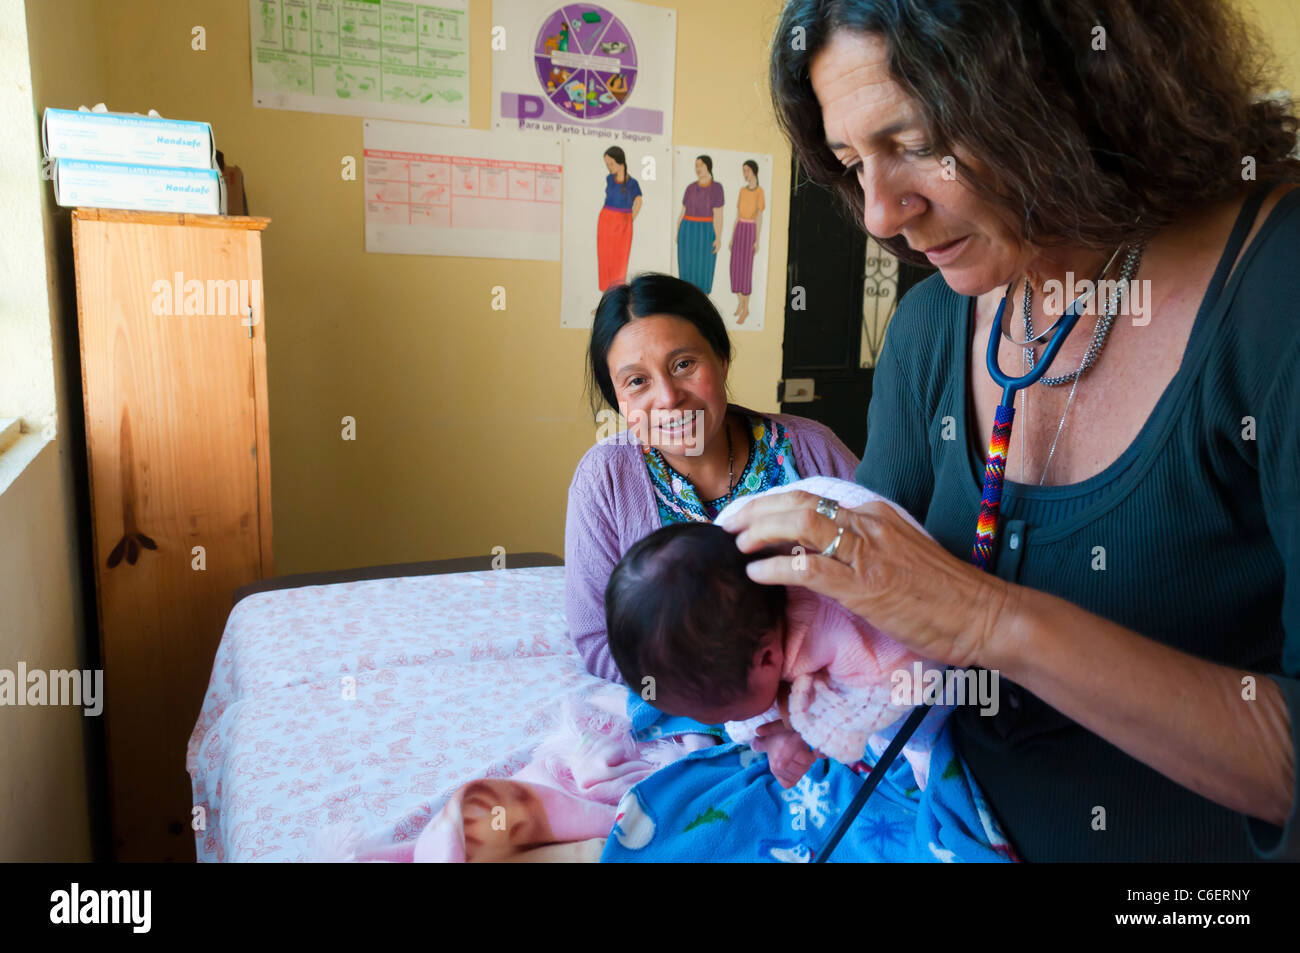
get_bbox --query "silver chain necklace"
[1018,240,1146,485]
[1024,241,1146,386]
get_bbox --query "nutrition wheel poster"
[492,0,675,144]
[250,0,470,125]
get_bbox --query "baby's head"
[605,521,787,724]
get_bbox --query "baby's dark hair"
[605,521,787,707]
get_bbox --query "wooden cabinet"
[71,208,273,861]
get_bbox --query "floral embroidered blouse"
[642,411,802,525]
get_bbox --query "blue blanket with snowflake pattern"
[602,697,1017,863]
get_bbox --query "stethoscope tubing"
[816,281,1091,863]
[986,283,1088,407]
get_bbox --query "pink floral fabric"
[186,567,609,861]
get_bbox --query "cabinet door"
[75,218,266,862]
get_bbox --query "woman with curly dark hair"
[721,0,1300,861]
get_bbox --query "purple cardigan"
[563,403,861,683]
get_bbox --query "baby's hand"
[751,721,825,789]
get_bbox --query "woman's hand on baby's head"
[726,488,1016,671]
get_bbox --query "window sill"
[0,418,52,497]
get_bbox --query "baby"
[605,476,950,789]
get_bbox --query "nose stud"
[900,197,910,206]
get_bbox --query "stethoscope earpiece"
[986,290,1087,407]
[987,241,1127,405]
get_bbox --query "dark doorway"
[779,156,932,458]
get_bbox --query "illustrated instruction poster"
[671,147,774,331]
[251,0,470,124]
[492,0,675,143]
[560,139,671,328]
[364,120,563,260]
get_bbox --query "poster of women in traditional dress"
[675,155,724,294]
[672,147,773,330]
[596,146,641,291]
[561,139,671,328]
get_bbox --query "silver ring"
[820,526,845,559]
[815,497,839,521]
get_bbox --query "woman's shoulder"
[733,405,859,475]
[760,408,840,446]
[1220,184,1300,396]
[572,432,642,481]
[729,400,822,437]
[573,424,664,502]
[874,269,966,412]
[1234,183,1300,296]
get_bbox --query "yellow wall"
[1241,0,1300,95]
[72,0,792,574]
[1,0,105,861]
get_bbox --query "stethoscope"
[971,241,1126,569]
[815,246,1124,862]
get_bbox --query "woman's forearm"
[985,584,1295,826]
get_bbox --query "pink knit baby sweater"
[714,476,951,788]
